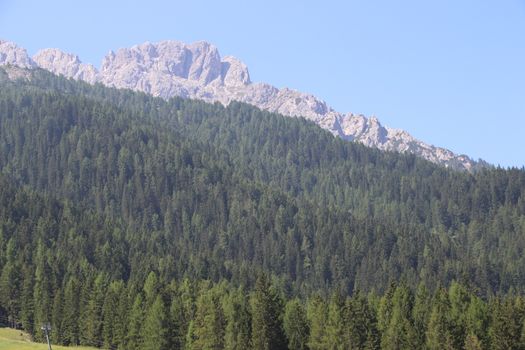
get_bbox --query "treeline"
[1,68,524,295]
[4,266,525,350]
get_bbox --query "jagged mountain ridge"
[0,39,480,170]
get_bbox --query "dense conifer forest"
[0,67,525,349]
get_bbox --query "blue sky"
[1,0,524,167]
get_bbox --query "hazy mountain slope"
[0,39,482,171]
[0,67,524,295]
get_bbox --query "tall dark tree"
[142,294,170,350]
[283,298,309,350]
[250,275,287,350]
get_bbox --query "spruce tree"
[347,292,380,350]
[489,298,522,350]
[426,288,454,350]
[170,294,187,350]
[223,288,252,350]
[412,282,430,348]
[83,273,108,346]
[307,294,327,350]
[142,294,170,350]
[250,274,287,350]
[127,293,145,350]
[102,280,124,349]
[464,333,483,350]
[323,291,347,349]
[283,298,309,350]
[191,289,226,350]
[381,285,417,350]
[61,277,80,346]
[465,295,488,347]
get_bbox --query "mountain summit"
[0,39,481,170]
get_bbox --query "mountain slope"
[0,39,482,171]
[0,66,524,295]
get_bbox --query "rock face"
[33,49,98,84]
[0,39,481,171]
[0,40,35,68]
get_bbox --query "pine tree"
[250,274,287,350]
[191,289,226,349]
[346,292,380,350]
[0,261,21,327]
[143,271,160,306]
[377,282,396,335]
[50,288,63,344]
[412,282,430,348]
[464,333,483,350]
[61,277,80,346]
[448,281,470,349]
[223,288,251,350]
[0,238,21,327]
[142,294,170,350]
[426,288,454,350]
[170,294,187,350]
[465,295,488,347]
[114,284,129,350]
[102,280,124,349]
[127,293,145,350]
[83,273,108,346]
[307,294,327,350]
[381,284,418,350]
[489,298,522,350]
[19,267,35,336]
[323,291,347,349]
[32,240,52,342]
[520,320,525,350]
[283,298,309,350]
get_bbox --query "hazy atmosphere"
[2,2,525,350]
[1,0,524,167]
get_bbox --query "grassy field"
[0,328,98,350]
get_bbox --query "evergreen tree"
[61,278,80,345]
[82,273,108,346]
[307,294,327,350]
[142,294,170,350]
[127,293,145,350]
[346,292,380,350]
[381,284,417,350]
[170,294,187,350]
[191,288,226,350]
[323,291,347,349]
[51,289,63,344]
[19,267,35,336]
[283,298,309,350]
[250,274,287,350]
[412,283,430,348]
[464,333,483,350]
[489,298,522,350]
[448,281,470,348]
[223,288,251,350]
[0,238,21,327]
[102,280,125,349]
[32,241,52,342]
[465,295,489,347]
[426,288,454,350]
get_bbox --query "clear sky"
[1,0,524,167]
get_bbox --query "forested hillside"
[0,67,525,349]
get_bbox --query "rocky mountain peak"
[0,40,35,68]
[221,56,251,87]
[0,39,483,171]
[33,48,98,84]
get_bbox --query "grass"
[0,328,99,350]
